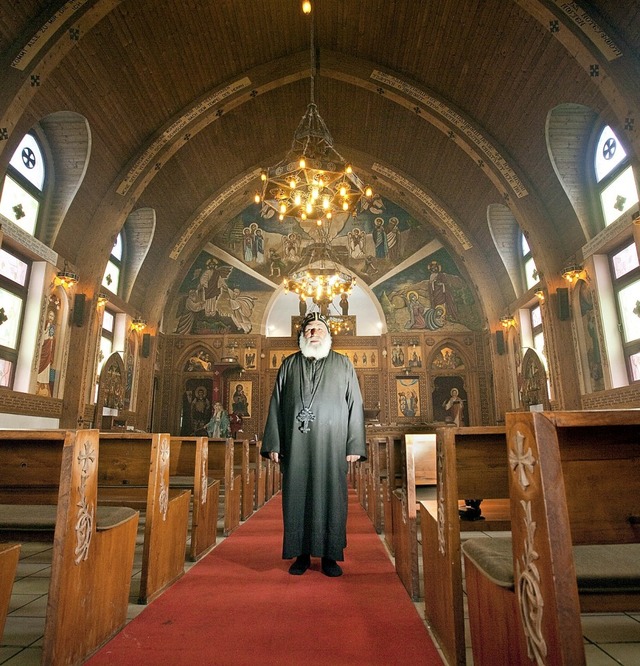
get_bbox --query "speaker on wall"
[557,287,570,321]
[495,330,506,355]
[142,333,151,358]
[73,294,85,327]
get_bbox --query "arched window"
[521,233,538,291]
[594,125,638,227]
[0,133,46,236]
[102,232,123,295]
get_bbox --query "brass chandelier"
[254,7,373,225]
[254,3,372,316]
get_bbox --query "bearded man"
[261,311,366,577]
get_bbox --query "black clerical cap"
[300,311,329,331]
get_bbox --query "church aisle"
[85,492,442,665]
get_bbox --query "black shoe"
[288,554,311,575]
[321,557,343,577]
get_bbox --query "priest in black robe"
[261,311,366,577]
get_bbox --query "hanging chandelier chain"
[252,1,377,318]
[309,8,315,106]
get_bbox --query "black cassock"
[261,350,366,561]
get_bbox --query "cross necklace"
[296,355,326,433]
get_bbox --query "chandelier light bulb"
[365,186,373,197]
[279,202,287,214]
[294,193,302,206]
[311,186,319,199]
[302,1,312,15]
[342,201,349,211]
[254,193,261,204]
[289,178,297,189]
[339,184,347,197]
[299,157,306,168]
[261,171,267,181]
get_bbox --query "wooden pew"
[0,429,138,665]
[98,432,191,604]
[249,438,266,510]
[0,543,20,640]
[169,436,221,561]
[390,430,437,599]
[364,435,390,534]
[420,426,510,666]
[462,410,640,666]
[234,438,255,521]
[208,438,241,536]
[381,433,400,554]
[355,445,368,509]
[264,456,281,501]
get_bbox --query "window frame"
[102,231,125,296]
[0,245,32,388]
[592,125,638,229]
[1,132,46,238]
[520,232,539,291]
[608,240,640,383]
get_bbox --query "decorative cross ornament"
[296,407,315,433]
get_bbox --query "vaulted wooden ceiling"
[1,1,639,329]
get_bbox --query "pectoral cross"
[296,407,315,433]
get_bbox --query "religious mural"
[172,255,272,335]
[230,381,251,418]
[396,376,421,417]
[168,197,480,336]
[181,379,213,436]
[334,349,379,368]
[215,196,432,289]
[36,294,61,397]
[373,248,481,334]
[431,376,468,426]
[578,280,604,392]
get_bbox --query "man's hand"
[269,452,280,463]
[346,454,360,463]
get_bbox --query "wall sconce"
[535,289,545,301]
[97,293,108,307]
[131,316,146,332]
[500,315,516,328]
[55,264,78,289]
[561,264,585,283]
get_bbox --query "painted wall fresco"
[215,196,434,287]
[171,253,272,335]
[578,279,604,391]
[373,247,481,333]
[168,197,480,336]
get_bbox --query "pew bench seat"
[0,504,137,538]
[463,537,640,597]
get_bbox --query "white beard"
[299,333,332,359]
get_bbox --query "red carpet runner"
[87,492,442,665]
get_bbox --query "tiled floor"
[3,518,640,665]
